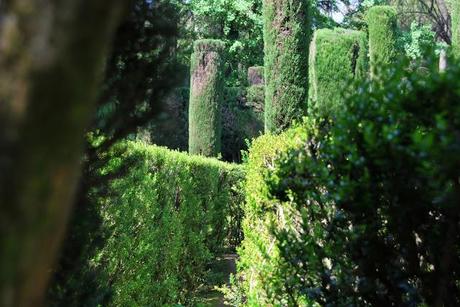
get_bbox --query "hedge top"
[125,141,242,173]
[314,27,366,41]
[193,39,226,53]
[366,5,397,22]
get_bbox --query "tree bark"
[0,1,129,306]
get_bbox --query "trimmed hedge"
[452,0,460,58]
[47,142,244,306]
[309,28,368,118]
[366,6,398,77]
[228,125,309,305]
[189,39,225,157]
[263,0,311,133]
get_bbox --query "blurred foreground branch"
[0,1,129,306]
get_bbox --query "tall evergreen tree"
[188,39,225,157]
[263,0,311,133]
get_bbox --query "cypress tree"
[366,6,398,77]
[263,0,311,133]
[309,28,368,118]
[188,39,225,157]
[452,0,460,59]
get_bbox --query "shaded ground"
[195,254,237,307]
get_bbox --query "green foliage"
[401,21,438,61]
[228,126,310,305]
[186,0,264,86]
[47,142,244,306]
[239,58,460,305]
[95,0,184,147]
[143,87,189,151]
[263,0,311,133]
[222,87,264,162]
[246,84,264,112]
[452,0,460,58]
[189,39,226,157]
[137,84,263,163]
[309,28,368,118]
[366,5,398,76]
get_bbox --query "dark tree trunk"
[0,1,129,306]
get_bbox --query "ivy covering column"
[188,39,225,157]
[263,0,311,133]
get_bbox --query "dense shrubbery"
[232,59,460,305]
[48,142,244,306]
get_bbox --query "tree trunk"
[439,48,448,71]
[0,1,128,306]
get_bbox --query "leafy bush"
[186,0,264,86]
[229,126,309,306]
[401,22,437,61]
[309,28,368,118]
[231,58,460,305]
[48,142,244,306]
[252,59,460,305]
